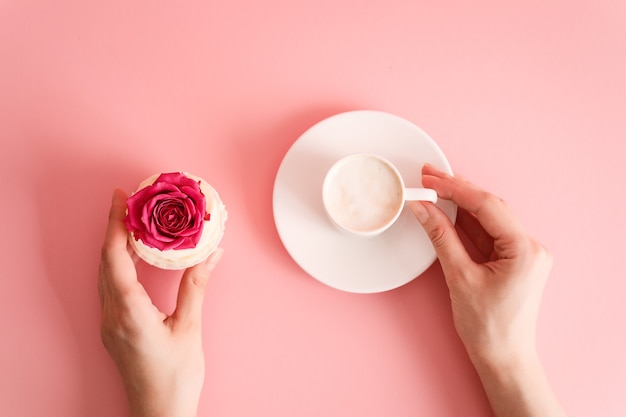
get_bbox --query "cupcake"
[124,172,227,270]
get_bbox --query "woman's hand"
[410,165,566,417]
[99,188,223,417]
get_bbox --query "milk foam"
[325,156,403,232]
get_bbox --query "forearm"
[469,350,567,417]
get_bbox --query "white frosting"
[128,173,227,270]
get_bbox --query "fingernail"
[204,247,224,271]
[410,201,430,224]
[112,187,126,202]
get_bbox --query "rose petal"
[125,172,208,251]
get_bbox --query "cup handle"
[404,188,438,203]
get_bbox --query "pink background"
[1,1,625,416]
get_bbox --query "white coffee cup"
[322,153,437,236]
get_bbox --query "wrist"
[124,381,200,417]
[129,398,198,417]
[466,340,540,376]
[466,346,568,417]
[468,346,541,381]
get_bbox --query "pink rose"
[125,172,210,251]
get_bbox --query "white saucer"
[272,110,457,293]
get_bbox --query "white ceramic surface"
[322,153,438,236]
[272,110,457,293]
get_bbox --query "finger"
[421,164,523,241]
[456,208,494,260]
[97,264,106,306]
[128,243,140,265]
[99,188,139,293]
[173,248,224,325]
[409,201,475,281]
[102,188,130,253]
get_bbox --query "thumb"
[173,248,224,325]
[409,201,474,280]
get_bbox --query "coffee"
[323,155,404,233]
